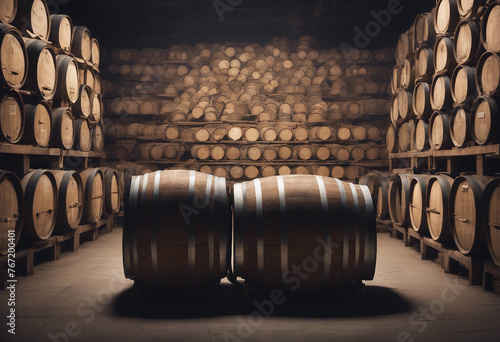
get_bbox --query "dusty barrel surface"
[123,170,229,287]
[232,175,377,290]
[0,170,23,255]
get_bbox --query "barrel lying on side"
[389,173,414,227]
[0,23,28,89]
[426,175,454,243]
[80,168,104,224]
[51,170,83,232]
[0,171,24,255]
[123,170,229,287]
[232,175,377,290]
[482,178,500,267]
[0,89,25,144]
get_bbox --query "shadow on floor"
[113,282,412,319]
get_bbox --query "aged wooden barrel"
[480,2,500,53]
[55,55,79,104]
[0,170,23,255]
[409,175,432,234]
[397,89,413,120]
[232,175,376,290]
[377,175,394,219]
[415,47,434,81]
[0,0,17,24]
[476,52,500,96]
[390,95,400,124]
[426,175,454,243]
[398,121,412,152]
[434,0,460,36]
[434,36,456,75]
[49,14,72,51]
[92,122,104,152]
[450,175,493,255]
[396,30,413,65]
[413,82,433,118]
[102,167,120,214]
[80,168,104,224]
[431,74,453,111]
[73,84,92,118]
[91,38,100,69]
[413,12,436,48]
[90,93,103,122]
[123,170,229,287]
[458,0,487,19]
[72,26,92,61]
[429,111,453,150]
[50,107,74,150]
[386,125,397,153]
[21,101,51,147]
[73,119,92,152]
[454,19,482,66]
[391,65,401,94]
[0,23,27,89]
[415,119,429,151]
[23,38,56,100]
[21,169,57,240]
[451,65,476,105]
[50,170,83,232]
[389,173,415,227]
[401,59,415,90]
[450,104,471,147]
[12,0,50,40]
[0,89,24,143]
[482,178,500,267]
[470,95,499,145]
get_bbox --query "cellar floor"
[2,228,500,342]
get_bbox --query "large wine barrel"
[413,82,433,118]
[426,175,454,243]
[458,0,487,19]
[80,168,104,224]
[476,52,500,96]
[72,26,92,61]
[0,89,24,143]
[480,2,500,53]
[50,107,74,150]
[389,173,414,227]
[102,168,121,214]
[377,175,394,219]
[415,119,429,151]
[21,169,57,241]
[400,59,415,90]
[396,30,413,65]
[22,38,56,100]
[91,38,100,69]
[49,14,73,51]
[123,170,229,287]
[454,19,482,66]
[0,23,27,89]
[397,89,413,120]
[431,74,453,111]
[450,175,493,255]
[232,175,376,290]
[12,0,50,40]
[434,36,456,75]
[0,0,17,24]
[398,121,412,152]
[90,93,103,122]
[409,175,431,234]
[470,95,499,145]
[450,104,471,147]
[413,12,436,48]
[92,122,104,152]
[434,0,460,36]
[451,65,476,105]
[386,125,397,153]
[73,84,92,119]
[20,101,51,147]
[51,170,83,232]
[429,111,453,150]
[482,178,500,267]
[0,171,23,255]
[55,55,79,104]
[415,47,434,81]
[73,119,92,152]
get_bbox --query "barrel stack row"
[0,0,104,152]
[387,0,500,154]
[0,167,120,255]
[381,172,500,268]
[104,36,393,182]
[123,170,377,290]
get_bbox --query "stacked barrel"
[103,36,393,182]
[0,0,104,153]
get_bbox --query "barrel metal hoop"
[187,170,197,282]
[334,178,349,282]
[277,176,288,277]
[360,184,377,280]
[315,176,331,283]
[349,183,361,279]
[151,171,161,279]
[233,182,246,275]
[254,179,264,278]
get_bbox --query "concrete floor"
[1,228,500,342]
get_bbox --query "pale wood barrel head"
[31,0,50,39]
[0,31,26,88]
[244,166,260,179]
[0,173,21,253]
[32,173,56,239]
[472,97,492,145]
[37,47,56,99]
[455,22,473,65]
[480,53,500,95]
[0,91,23,143]
[0,0,17,24]
[213,167,227,178]
[485,4,500,52]
[451,106,468,147]
[452,178,476,252]
[66,173,83,228]
[90,172,103,221]
[76,119,91,152]
[427,179,445,240]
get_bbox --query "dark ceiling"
[57,0,436,51]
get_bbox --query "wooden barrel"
[431,74,453,111]
[80,168,104,224]
[232,175,376,290]
[0,89,24,143]
[123,170,229,287]
[470,95,499,145]
[476,52,500,96]
[49,14,73,51]
[12,0,50,40]
[0,171,23,255]
[415,47,434,81]
[0,23,27,89]
[391,65,401,94]
[245,165,260,179]
[50,170,83,232]
[450,104,471,147]
[458,0,487,19]
[389,173,414,227]
[454,19,482,66]
[377,175,394,219]
[23,38,56,100]
[55,54,79,104]
[90,93,103,122]
[482,178,500,267]
[0,0,17,24]
[20,101,51,147]
[480,2,500,53]
[73,84,92,118]
[451,65,476,105]
[398,122,412,152]
[74,119,92,152]
[414,12,436,48]
[72,26,92,61]
[415,119,429,151]
[92,122,104,152]
[434,0,460,36]
[91,38,100,69]
[102,168,121,214]
[429,111,453,150]
[450,175,493,255]
[434,36,456,75]
[401,59,415,90]
[426,175,454,243]
[50,107,74,150]
[413,82,433,118]
[386,125,397,153]
[21,169,57,240]
[409,175,431,234]
[397,89,413,120]
[396,30,413,65]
